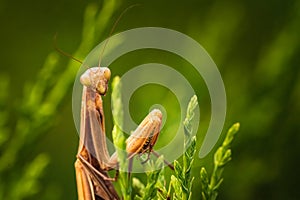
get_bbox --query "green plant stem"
[172,95,198,200]
[111,76,131,200]
[201,123,240,200]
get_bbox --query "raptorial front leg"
[126,109,163,158]
[75,158,120,200]
[125,109,174,170]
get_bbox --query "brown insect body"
[75,67,168,199]
[75,67,120,200]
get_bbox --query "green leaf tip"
[183,95,198,128]
[112,76,121,88]
[132,177,145,197]
[229,122,240,134]
[200,167,209,185]
[223,122,240,147]
[187,95,198,111]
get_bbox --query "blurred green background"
[0,0,299,199]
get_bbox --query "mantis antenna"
[53,33,83,64]
[97,4,140,68]
[54,4,139,68]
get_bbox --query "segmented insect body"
[75,67,120,200]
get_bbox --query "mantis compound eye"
[103,67,111,81]
[80,71,92,87]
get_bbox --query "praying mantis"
[52,6,174,199]
[74,66,167,199]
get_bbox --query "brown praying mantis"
[53,6,173,199]
[74,66,173,200]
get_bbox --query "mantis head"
[80,67,111,95]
